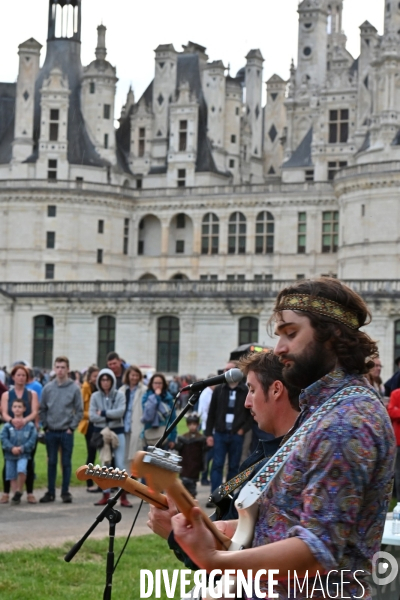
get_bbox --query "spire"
[95,24,107,61]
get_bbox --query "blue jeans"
[210,431,244,493]
[45,430,74,496]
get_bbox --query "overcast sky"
[0,0,385,120]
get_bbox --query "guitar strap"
[237,385,379,505]
[211,457,265,503]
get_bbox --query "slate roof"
[283,127,313,168]
[349,57,359,76]
[359,131,371,152]
[0,83,16,164]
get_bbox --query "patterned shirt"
[252,369,396,599]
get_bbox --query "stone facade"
[1,0,400,376]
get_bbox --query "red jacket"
[387,389,400,445]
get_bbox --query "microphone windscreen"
[225,368,244,385]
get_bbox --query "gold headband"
[276,293,360,330]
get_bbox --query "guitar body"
[132,450,231,551]
[131,448,259,600]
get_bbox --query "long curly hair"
[271,278,378,375]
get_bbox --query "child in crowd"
[0,399,37,505]
[175,413,206,498]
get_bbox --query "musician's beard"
[280,340,336,390]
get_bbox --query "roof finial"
[95,24,107,61]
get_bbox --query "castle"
[0,0,400,377]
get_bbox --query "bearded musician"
[172,278,396,600]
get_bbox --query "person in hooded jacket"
[89,368,130,507]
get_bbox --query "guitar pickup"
[143,447,182,473]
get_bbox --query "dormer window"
[49,109,59,141]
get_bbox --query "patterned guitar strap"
[211,458,266,504]
[236,385,379,506]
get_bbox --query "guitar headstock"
[131,448,181,493]
[76,463,128,490]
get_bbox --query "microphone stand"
[64,488,123,600]
[63,386,203,599]
[154,389,201,448]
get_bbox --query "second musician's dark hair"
[238,351,300,411]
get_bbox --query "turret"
[202,60,226,171]
[296,0,329,89]
[81,24,118,163]
[152,44,178,166]
[245,49,263,160]
[12,38,42,162]
[264,74,287,178]
[354,21,378,147]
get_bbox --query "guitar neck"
[122,477,169,511]
[75,465,169,511]
[166,479,231,551]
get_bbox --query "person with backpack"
[141,373,177,449]
[0,364,39,504]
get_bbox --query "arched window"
[97,316,116,367]
[33,315,54,369]
[239,317,259,345]
[394,320,400,369]
[255,211,274,254]
[201,213,219,255]
[157,316,179,373]
[228,212,246,254]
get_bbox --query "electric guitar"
[131,448,257,599]
[76,463,169,511]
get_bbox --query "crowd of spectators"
[2,349,400,509]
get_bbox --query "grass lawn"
[0,534,193,600]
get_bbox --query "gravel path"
[0,484,212,552]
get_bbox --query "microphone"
[181,369,243,392]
